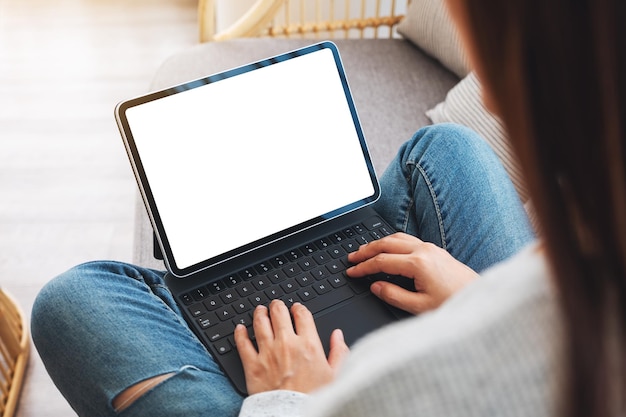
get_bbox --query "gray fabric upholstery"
[133,38,459,268]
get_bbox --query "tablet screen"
[118,43,378,276]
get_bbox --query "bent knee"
[407,123,489,157]
[402,123,500,175]
[31,261,142,346]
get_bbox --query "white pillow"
[427,72,529,202]
[397,0,470,78]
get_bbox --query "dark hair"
[452,0,625,415]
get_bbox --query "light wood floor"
[0,0,197,415]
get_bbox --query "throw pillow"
[397,0,470,78]
[426,72,529,202]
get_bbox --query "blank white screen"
[126,48,375,270]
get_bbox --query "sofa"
[132,0,525,269]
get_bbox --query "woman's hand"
[347,232,478,314]
[234,300,350,395]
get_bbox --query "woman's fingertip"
[370,281,382,296]
[336,328,345,342]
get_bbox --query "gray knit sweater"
[239,244,564,417]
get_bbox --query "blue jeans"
[31,124,534,417]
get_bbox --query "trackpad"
[314,295,400,352]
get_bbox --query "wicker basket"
[0,289,29,417]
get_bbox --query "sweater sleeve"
[238,390,308,417]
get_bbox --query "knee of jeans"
[403,123,496,171]
[409,123,485,154]
[31,261,137,346]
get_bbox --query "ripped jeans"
[31,123,534,417]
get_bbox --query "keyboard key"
[315,238,331,249]
[270,255,288,268]
[328,232,346,243]
[219,289,239,304]
[280,279,299,293]
[353,224,365,234]
[325,260,345,275]
[204,296,222,311]
[313,251,331,264]
[225,274,242,287]
[329,275,348,288]
[236,283,254,297]
[370,230,383,240]
[296,273,314,286]
[188,303,207,317]
[232,314,252,327]
[298,258,316,270]
[285,249,302,260]
[252,277,271,291]
[206,322,233,342]
[300,243,317,255]
[283,264,302,277]
[181,293,194,305]
[281,294,300,308]
[265,286,284,299]
[216,306,235,321]
[329,246,346,259]
[249,293,269,307]
[342,227,356,237]
[379,226,393,236]
[192,287,209,301]
[363,217,384,231]
[313,280,332,295]
[197,312,219,329]
[267,270,287,284]
[342,240,359,253]
[297,287,317,301]
[311,267,328,280]
[356,234,372,245]
[239,268,256,280]
[208,281,226,294]
[255,262,272,274]
[214,339,232,355]
[233,299,252,314]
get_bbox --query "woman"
[231,0,626,415]
[31,0,624,416]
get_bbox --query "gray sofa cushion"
[134,38,458,268]
[397,0,470,78]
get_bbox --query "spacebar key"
[304,286,354,315]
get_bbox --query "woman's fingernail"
[370,282,382,296]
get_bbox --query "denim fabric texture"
[374,123,534,272]
[31,123,534,416]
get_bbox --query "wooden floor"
[0,0,197,414]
